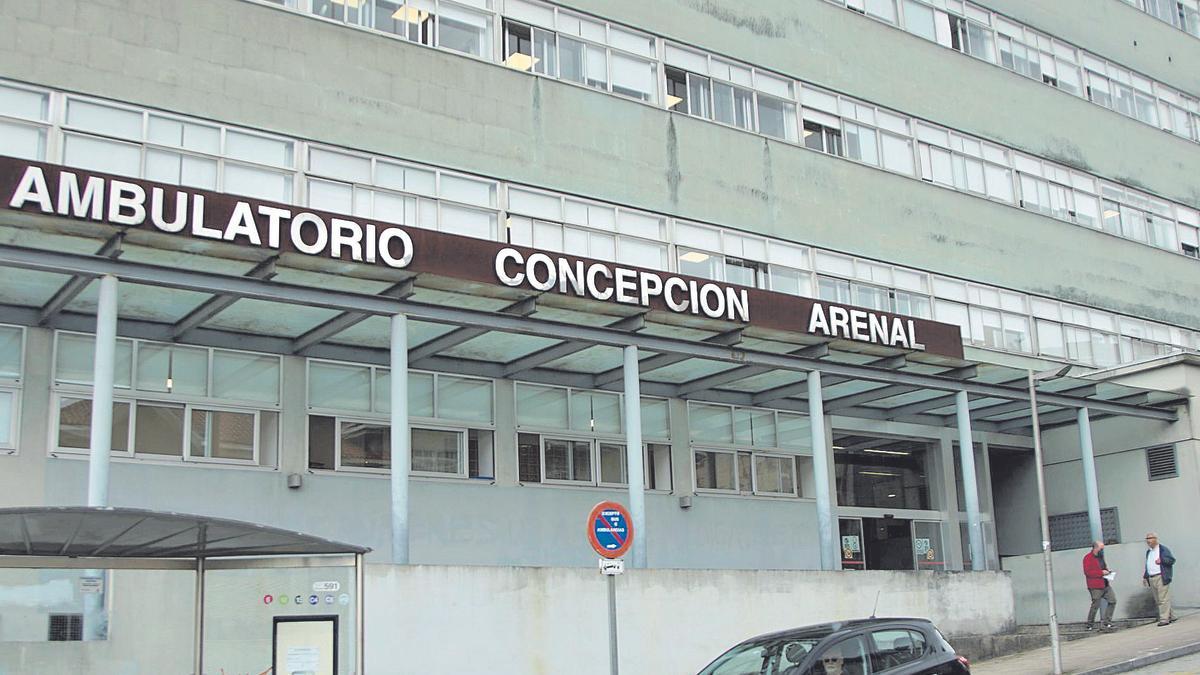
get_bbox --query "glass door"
[839,518,865,570]
[913,520,945,570]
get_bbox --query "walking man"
[1083,540,1116,630]
[1143,532,1177,626]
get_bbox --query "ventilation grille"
[48,614,82,642]
[1147,445,1179,481]
[1048,508,1121,551]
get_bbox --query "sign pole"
[588,501,633,675]
[607,573,619,675]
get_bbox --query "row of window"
[1120,0,1200,39]
[827,0,1200,138]
[238,1,1200,257]
[3,82,1199,367]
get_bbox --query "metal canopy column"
[956,391,985,570]
[86,274,118,507]
[390,313,411,564]
[1077,407,1103,543]
[623,345,647,568]
[807,372,836,571]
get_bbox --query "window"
[0,82,50,161]
[518,433,672,488]
[869,629,927,672]
[757,94,798,141]
[62,97,294,202]
[803,119,843,155]
[690,403,810,497]
[307,417,492,477]
[0,325,22,452]
[51,333,280,467]
[306,361,495,475]
[814,637,870,675]
[514,383,671,489]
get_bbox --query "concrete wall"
[1003,542,1179,625]
[2,0,1199,329]
[0,564,1013,675]
[364,565,1013,675]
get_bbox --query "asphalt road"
[1126,650,1200,674]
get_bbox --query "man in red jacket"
[1084,540,1116,630]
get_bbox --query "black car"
[696,617,970,675]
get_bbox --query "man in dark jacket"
[1083,541,1116,630]
[1143,532,1177,626]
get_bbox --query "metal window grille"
[1146,445,1179,481]
[47,614,83,641]
[1048,507,1121,550]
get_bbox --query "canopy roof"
[0,198,1186,435]
[0,507,370,559]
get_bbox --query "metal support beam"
[592,327,743,388]
[408,296,537,363]
[956,390,986,571]
[968,385,1098,421]
[501,314,644,378]
[808,371,836,571]
[996,408,1113,431]
[623,345,646,568]
[822,365,978,412]
[752,354,909,407]
[676,343,829,397]
[38,232,124,325]
[390,313,411,564]
[1077,407,1103,544]
[291,279,416,354]
[885,377,1032,419]
[0,246,1180,423]
[87,274,118,507]
[171,257,277,339]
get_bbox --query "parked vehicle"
[696,617,970,675]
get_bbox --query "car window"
[809,636,868,675]
[699,636,827,675]
[702,642,769,675]
[869,629,927,672]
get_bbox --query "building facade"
[0,0,1198,636]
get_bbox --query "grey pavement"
[972,612,1200,675]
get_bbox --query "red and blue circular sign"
[588,501,634,559]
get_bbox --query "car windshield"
[699,633,831,675]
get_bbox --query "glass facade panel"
[835,438,932,510]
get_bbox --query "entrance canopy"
[0,157,1186,435]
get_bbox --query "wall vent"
[1147,445,1178,481]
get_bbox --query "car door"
[866,626,942,675]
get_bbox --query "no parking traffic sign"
[588,501,634,559]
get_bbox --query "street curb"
[1074,640,1200,675]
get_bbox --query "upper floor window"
[502,1,657,103]
[61,96,295,203]
[313,0,495,59]
[664,45,797,141]
[0,82,50,162]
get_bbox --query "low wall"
[1003,542,1192,625]
[365,565,1015,675]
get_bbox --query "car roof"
[741,617,934,644]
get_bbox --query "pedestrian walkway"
[973,612,1200,675]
